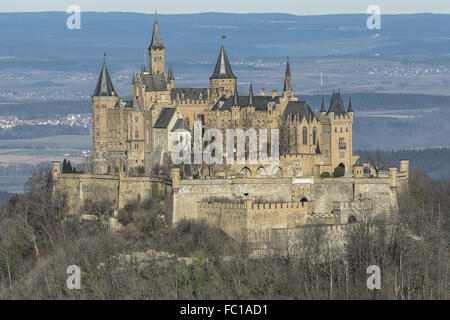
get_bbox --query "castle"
[53,14,409,254]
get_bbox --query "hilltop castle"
[92,14,357,179]
[53,14,409,254]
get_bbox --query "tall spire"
[320,96,325,112]
[248,82,254,106]
[210,37,236,79]
[92,55,117,97]
[348,97,353,112]
[149,10,164,50]
[283,56,292,92]
[168,64,174,81]
[232,83,239,106]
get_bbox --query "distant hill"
[0,190,13,205]
[358,148,450,180]
[1,12,450,70]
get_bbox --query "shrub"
[333,166,345,178]
[320,171,331,178]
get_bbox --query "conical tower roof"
[149,12,164,50]
[210,38,236,79]
[93,56,117,97]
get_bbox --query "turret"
[92,55,119,174]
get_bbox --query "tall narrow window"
[313,127,317,145]
[302,127,308,145]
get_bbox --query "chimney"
[272,90,278,98]
[259,88,265,96]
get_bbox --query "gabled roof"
[154,108,176,129]
[141,73,167,91]
[93,61,117,97]
[284,101,318,123]
[210,44,236,79]
[149,14,164,50]
[327,91,347,115]
[211,94,279,112]
[171,118,190,132]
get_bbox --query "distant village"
[0,114,91,129]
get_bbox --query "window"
[335,127,337,133]
[339,137,346,150]
[302,127,308,145]
[313,127,317,145]
[340,127,343,133]
[135,128,139,139]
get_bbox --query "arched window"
[313,127,317,145]
[339,137,346,149]
[302,127,308,145]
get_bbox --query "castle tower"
[319,91,354,175]
[209,37,237,95]
[148,12,165,75]
[92,55,119,174]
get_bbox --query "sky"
[2,0,450,15]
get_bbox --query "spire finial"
[221,35,226,46]
[103,53,106,63]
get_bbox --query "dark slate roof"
[320,97,326,112]
[141,73,167,91]
[327,91,347,115]
[248,82,255,106]
[171,118,190,132]
[154,108,176,129]
[211,94,279,112]
[149,14,164,50]
[93,62,117,97]
[210,45,236,79]
[353,158,363,167]
[171,88,208,101]
[284,101,318,123]
[114,100,132,109]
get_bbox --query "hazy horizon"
[1,0,450,15]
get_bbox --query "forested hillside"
[0,167,447,299]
